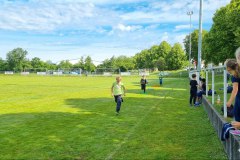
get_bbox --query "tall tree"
[84,56,96,72]
[6,48,28,72]
[45,60,57,70]
[165,43,186,70]
[58,60,73,69]
[73,56,84,69]
[202,0,240,64]
[158,41,171,58]
[113,56,134,72]
[31,57,45,69]
[0,58,7,71]
[183,29,208,62]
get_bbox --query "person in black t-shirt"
[140,75,148,93]
[190,74,198,106]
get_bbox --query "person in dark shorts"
[111,76,126,115]
[190,74,198,106]
[140,75,148,93]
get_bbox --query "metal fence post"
[223,69,227,118]
[206,70,208,97]
[212,69,215,105]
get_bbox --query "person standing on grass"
[189,74,198,106]
[111,76,126,115]
[225,59,240,123]
[140,75,148,93]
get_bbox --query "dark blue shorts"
[234,97,240,121]
[197,90,206,97]
[114,95,123,103]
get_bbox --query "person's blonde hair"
[225,59,239,77]
[235,47,240,64]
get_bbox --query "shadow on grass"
[0,96,169,160]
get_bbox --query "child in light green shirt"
[111,76,126,115]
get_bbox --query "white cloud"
[116,24,142,32]
[0,0,231,32]
[174,24,190,31]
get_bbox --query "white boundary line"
[105,88,173,160]
[105,105,156,160]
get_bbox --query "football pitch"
[0,75,227,159]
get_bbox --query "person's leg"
[143,85,146,93]
[190,93,193,105]
[116,95,122,113]
[193,92,197,105]
[141,84,144,92]
[234,98,240,121]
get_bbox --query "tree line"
[0,41,188,72]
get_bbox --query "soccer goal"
[94,68,120,76]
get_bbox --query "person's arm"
[231,121,240,129]
[111,85,114,96]
[227,82,238,107]
[196,81,199,88]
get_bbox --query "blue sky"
[0,0,230,64]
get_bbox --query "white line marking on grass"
[105,105,156,160]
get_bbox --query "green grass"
[203,72,233,121]
[0,75,227,159]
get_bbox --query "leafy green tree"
[133,49,149,69]
[58,60,73,69]
[165,43,186,70]
[97,56,116,69]
[73,57,84,69]
[31,57,45,69]
[0,58,7,71]
[84,56,96,72]
[155,57,165,71]
[113,56,134,72]
[22,59,32,71]
[45,60,57,70]
[158,41,171,58]
[183,29,208,61]
[202,0,240,64]
[6,48,28,72]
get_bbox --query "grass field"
[0,74,227,159]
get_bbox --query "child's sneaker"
[116,112,119,116]
[194,102,200,106]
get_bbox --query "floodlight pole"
[223,68,227,118]
[206,70,208,97]
[212,68,215,105]
[187,11,193,71]
[197,0,203,72]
